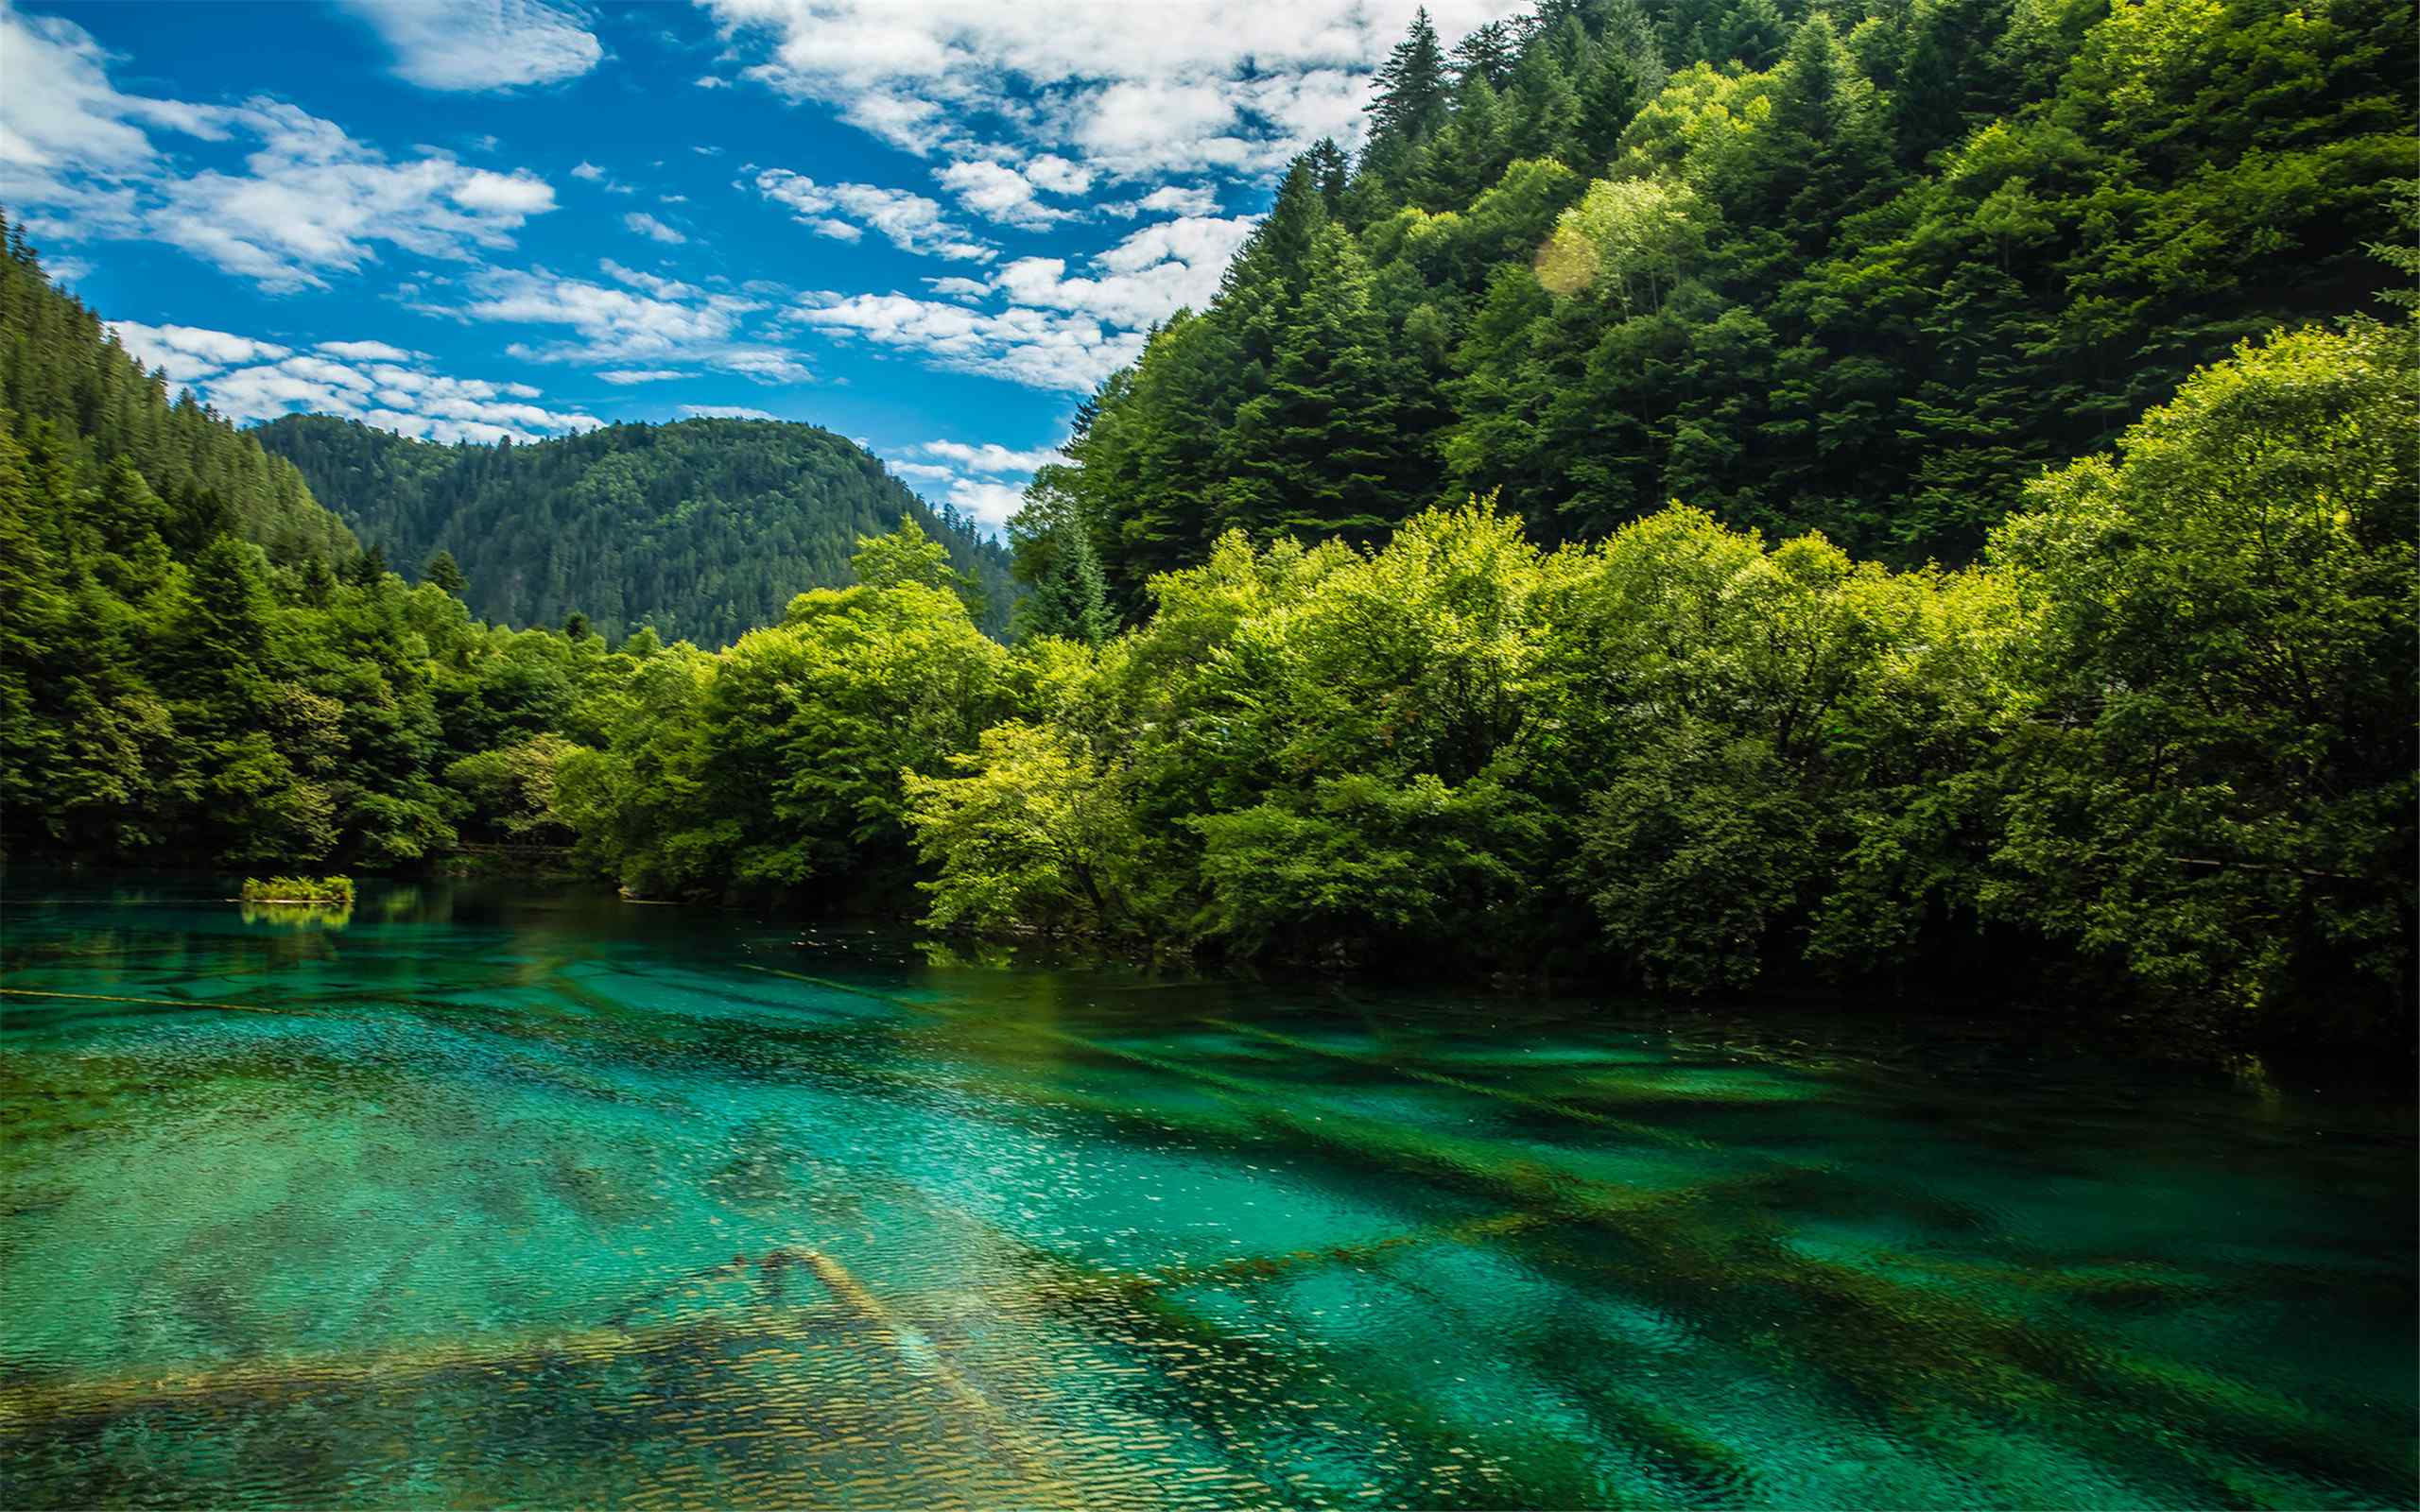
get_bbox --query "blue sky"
[0,0,1516,530]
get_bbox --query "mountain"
[256,414,1018,644]
[0,217,355,569]
[1019,0,2414,613]
[5,214,515,865]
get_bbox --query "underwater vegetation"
[0,879,2411,1509]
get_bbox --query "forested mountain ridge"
[1013,0,2415,616]
[0,219,354,568]
[256,414,1017,645]
[5,216,661,867]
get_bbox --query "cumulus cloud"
[0,10,564,292]
[111,321,291,382]
[990,214,1256,328]
[143,102,561,290]
[109,317,601,442]
[942,477,1025,528]
[338,0,603,92]
[787,209,1254,394]
[913,438,1067,473]
[1105,183,1223,218]
[624,211,687,243]
[700,0,1522,178]
[0,7,235,187]
[753,169,993,261]
[318,338,414,361]
[446,263,812,383]
[792,291,1138,392]
[680,404,778,420]
[452,167,558,215]
[571,160,607,180]
[934,158,1080,230]
[596,368,691,384]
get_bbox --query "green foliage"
[904,721,1144,936]
[445,733,583,842]
[1039,0,2411,604]
[894,322,2413,1049]
[1981,318,2417,1037]
[0,224,631,873]
[255,413,1017,644]
[239,875,354,903]
[557,574,1011,902]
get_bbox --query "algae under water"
[0,876,2411,1509]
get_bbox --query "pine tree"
[1757,15,1899,256]
[1413,72,1509,210]
[1218,225,1408,543]
[1451,20,1517,88]
[424,548,467,595]
[1011,517,1114,645]
[1572,43,1645,170]
[1506,44,1584,163]
[1361,7,1452,194]
[1711,0,1789,68]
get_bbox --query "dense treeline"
[555,318,2414,1051]
[5,0,2412,1063]
[256,413,1018,645]
[1011,0,2413,617]
[0,221,648,866]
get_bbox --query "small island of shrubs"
[239,876,356,905]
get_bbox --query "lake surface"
[1,877,2411,1509]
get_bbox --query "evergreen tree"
[1452,21,1518,88]
[424,549,467,595]
[1361,7,1453,195]
[1219,225,1409,543]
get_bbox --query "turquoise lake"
[1,877,2412,1509]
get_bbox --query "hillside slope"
[1016,0,2414,618]
[0,217,355,567]
[257,414,1016,644]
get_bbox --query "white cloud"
[924,275,990,301]
[112,320,291,382]
[0,13,566,293]
[449,264,812,383]
[318,338,413,361]
[935,158,1075,230]
[596,368,692,384]
[890,460,958,483]
[110,317,600,442]
[624,211,687,243]
[1106,183,1222,218]
[1023,154,1093,195]
[338,0,602,92]
[753,169,993,261]
[991,213,1256,328]
[0,7,233,184]
[570,160,607,180]
[700,0,1523,178]
[144,102,562,290]
[680,404,778,420]
[793,291,1138,392]
[914,439,1067,473]
[944,477,1025,528]
[453,167,558,215]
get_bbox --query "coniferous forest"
[3,0,2414,1058]
[255,413,1017,644]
